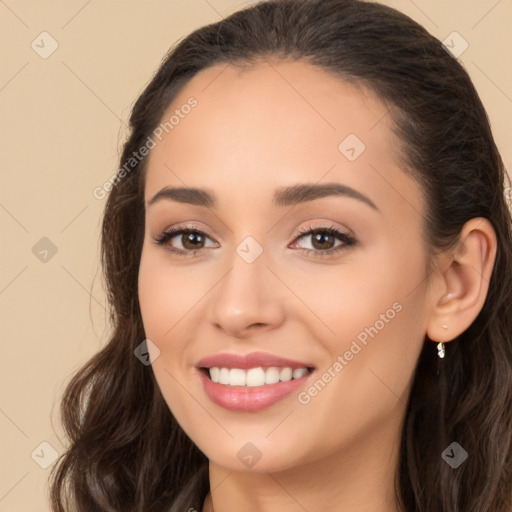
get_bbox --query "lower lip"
[198,369,314,412]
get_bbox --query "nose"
[207,248,286,338]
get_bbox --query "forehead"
[143,59,422,217]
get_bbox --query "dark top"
[168,465,210,512]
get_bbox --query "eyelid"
[152,221,357,258]
[292,221,355,239]
[152,223,218,248]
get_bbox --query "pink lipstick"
[196,351,315,412]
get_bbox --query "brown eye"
[153,223,356,259]
[291,225,357,258]
[181,231,206,250]
[309,230,337,250]
[153,225,218,256]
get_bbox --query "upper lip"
[196,351,315,370]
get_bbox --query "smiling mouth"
[200,366,315,387]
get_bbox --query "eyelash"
[152,223,357,259]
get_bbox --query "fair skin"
[137,59,496,512]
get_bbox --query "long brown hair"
[49,0,512,510]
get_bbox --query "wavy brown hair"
[49,0,512,510]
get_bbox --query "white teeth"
[292,368,309,379]
[209,367,220,383]
[207,366,311,386]
[265,367,281,384]
[218,368,230,385]
[229,368,247,386]
[246,367,265,387]
[280,367,293,382]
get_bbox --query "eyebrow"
[146,183,379,212]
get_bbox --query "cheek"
[137,250,201,428]
[138,247,205,339]
[311,244,426,398]
[137,246,209,387]
[296,257,403,342]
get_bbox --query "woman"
[49,0,512,511]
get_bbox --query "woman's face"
[138,59,432,473]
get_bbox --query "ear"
[425,217,497,343]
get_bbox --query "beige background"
[1,0,510,510]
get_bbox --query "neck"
[202,409,405,512]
